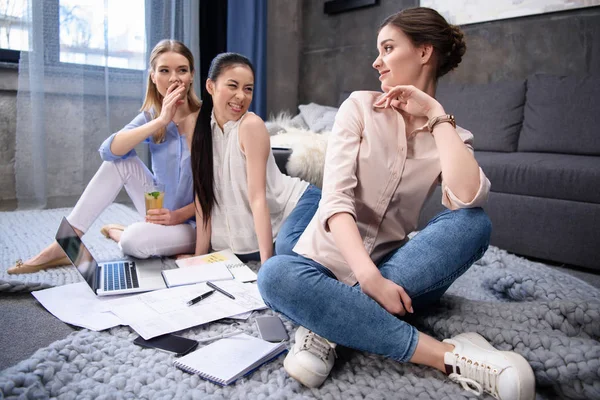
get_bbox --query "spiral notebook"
[175,249,258,283]
[173,333,287,386]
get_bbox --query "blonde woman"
[10,39,200,274]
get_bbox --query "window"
[1,0,146,70]
[0,0,29,51]
[59,0,146,70]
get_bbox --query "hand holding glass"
[144,182,165,214]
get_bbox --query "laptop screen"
[55,217,98,290]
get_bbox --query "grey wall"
[447,6,600,84]
[299,0,417,107]
[0,68,18,209]
[266,1,600,111]
[266,0,303,118]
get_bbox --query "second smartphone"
[255,315,289,342]
[133,334,198,357]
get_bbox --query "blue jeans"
[275,184,322,256]
[258,207,491,362]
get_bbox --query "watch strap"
[427,114,456,132]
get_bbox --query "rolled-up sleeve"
[98,112,149,161]
[318,97,364,232]
[441,127,491,209]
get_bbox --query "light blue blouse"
[98,112,194,222]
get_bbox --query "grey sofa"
[418,74,600,272]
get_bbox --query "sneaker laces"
[447,353,500,398]
[300,331,337,361]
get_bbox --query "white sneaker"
[283,326,337,387]
[443,332,535,400]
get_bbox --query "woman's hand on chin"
[375,85,444,118]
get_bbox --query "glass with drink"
[144,181,165,213]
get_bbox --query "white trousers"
[67,157,196,258]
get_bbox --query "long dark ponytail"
[191,52,255,227]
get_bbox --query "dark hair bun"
[439,25,466,77]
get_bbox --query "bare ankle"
[410,332,456,374]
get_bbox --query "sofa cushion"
[297,103,338,133]
[436,80,526,152]
[519,74,600,156]
[475,151,600,204]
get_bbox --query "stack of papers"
[109,280,267,339]
[33,279,267,338]
[32,249,265,336]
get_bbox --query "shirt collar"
[211,110,245,135]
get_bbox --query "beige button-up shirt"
[293,91,491,286]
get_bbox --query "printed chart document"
[108,281,267,339]
[173,333,287,385]
[32,282,124,331]
[175,249,258,283]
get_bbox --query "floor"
[1,253,599,372]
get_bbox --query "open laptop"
[55,217,167,296]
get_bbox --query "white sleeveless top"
[210,112,309,254]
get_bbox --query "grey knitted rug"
[1,206,599,399]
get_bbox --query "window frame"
[0,48,20,63]
[0,0,145,77]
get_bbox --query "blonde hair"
[141,39,201,143]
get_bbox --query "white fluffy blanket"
[269,119,329,188]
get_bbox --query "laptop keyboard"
[103,261,140,291]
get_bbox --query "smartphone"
[133,334,198,357]
[255,315,289,342]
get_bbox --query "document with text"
[108,281,267,339]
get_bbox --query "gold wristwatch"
[427,114,456,132]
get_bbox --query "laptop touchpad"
[136,258,164,279]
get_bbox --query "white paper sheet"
[32,282,125,331]
[108,281,267,339]
[227,311,254,320]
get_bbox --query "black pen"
[186,290,214,306]
[206,281,236,299]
